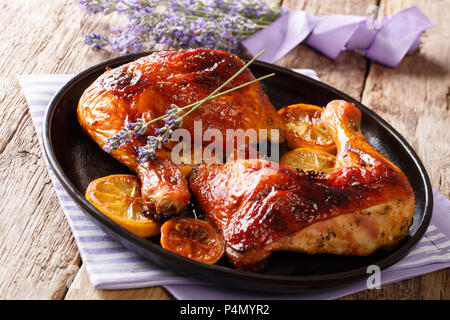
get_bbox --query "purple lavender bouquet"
[79,0,283,54]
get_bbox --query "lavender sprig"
[78,0,283,54]
[105,50,274,161]
[126,117,148,137]
[104,117,134,152]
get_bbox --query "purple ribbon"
[242,6,435,67]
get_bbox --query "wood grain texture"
[0,0,447,300]
[277,0,376,100]
[0,0,121,299]
[341,0,450,299]
[64,265,172,300]
[361,0,449,198]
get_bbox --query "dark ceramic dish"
[42,53,433,292]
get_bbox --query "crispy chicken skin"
[190,100,415,270]
[77,49,284,221]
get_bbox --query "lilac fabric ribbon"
[19,73,449,299]
[243,6,435,67]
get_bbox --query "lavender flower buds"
[129,117,148,136]
[105,103,184,161]
[136,136,161,162]
[78,0,282,54]
[104,118,134,152]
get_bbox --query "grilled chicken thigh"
[77,49,284,221]
[190,100,415,270]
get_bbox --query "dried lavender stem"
[182,49,266,119]
[146,72,274,127]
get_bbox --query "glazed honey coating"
[77,49,285,220]
[189,100,415,270]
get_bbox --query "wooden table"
[0,0,448,300]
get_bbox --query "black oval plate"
[42,53,433,292]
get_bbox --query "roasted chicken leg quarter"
[77,49,285,221]
[189,100,415,270]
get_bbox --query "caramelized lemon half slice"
[85,174,159,238]
[280,148,336,173]
[278,103,336,154]
[161,218,225,264]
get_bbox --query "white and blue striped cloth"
[19,72,450,299]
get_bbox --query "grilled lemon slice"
[280,147,336,173]
[85,174,159,238]
[161,217,225,264]
[278,103,336,154]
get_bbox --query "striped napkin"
[19,72,450,299]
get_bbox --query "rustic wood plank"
[341,0,450,299]
[0,0,122,299]
[278,0,377,100]
[340,269,450,299]
[64,265,172,300]
[361,0,449,197]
